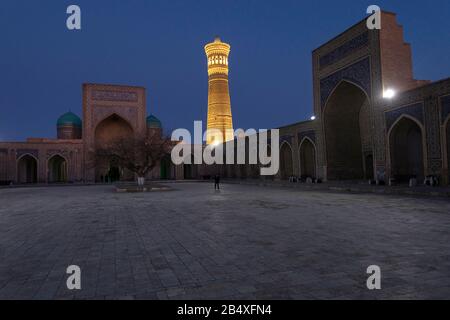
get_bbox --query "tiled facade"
[313,12,449,184]
[0,83,181,184]
[209,12,450,185]
[1,11,450,186]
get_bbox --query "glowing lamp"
[383,88,396,99]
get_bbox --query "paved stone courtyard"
[1,182,450,300]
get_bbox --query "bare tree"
[92,131,173,185]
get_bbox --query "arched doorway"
[447,119,450,183]
[160,155,172,180]
[250,164,259,179]
[17,154,37,184]
[364,154,374,180]
[48,155,68,183]
[94,114,134,182]
[279,142,293,180]
[389,116,424,183]
[107,158,121,183]
[239,165,247,179]
[184,155,197,179]
[299,138,316,179]
[324,81,368,180]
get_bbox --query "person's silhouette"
[214,175,220,190]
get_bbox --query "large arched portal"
[389,117,424,183]
[324,81,368,180]
[299,138,316,179]
[94,114,134,182]
[279,143,293,180]
[48,155,68,183]
[17,155,37,184]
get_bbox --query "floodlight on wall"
[310,116,316,121]
[211,140,221,147]
[383,88,396,99]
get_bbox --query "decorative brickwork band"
[319,32,369,68]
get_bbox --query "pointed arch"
[299,137,317,179]
[387,114,426,182]
[17,154,38,184]
[48,154,68,183]
[94,113,134,182]
[279,141,294,180]
[323,78,370,112]
[94,113,134,145]
[323,80,369,180]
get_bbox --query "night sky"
[1,0,449,141]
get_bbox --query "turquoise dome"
[57,112,82,127]
[146,115,162,128]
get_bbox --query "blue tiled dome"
[146,115,162,128]
[57,112,82,127]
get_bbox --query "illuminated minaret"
[205,36,234,145]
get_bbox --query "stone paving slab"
[0,182,450,300]
[223,179,450,198]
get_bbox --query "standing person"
[214,174,220,190]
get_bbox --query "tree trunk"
[137,177,145,186]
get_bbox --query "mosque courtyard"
[0,182,449,300]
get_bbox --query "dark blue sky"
[1,0,449,141]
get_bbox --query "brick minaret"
[205,37,234,145]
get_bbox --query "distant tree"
[92,131,173,185]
